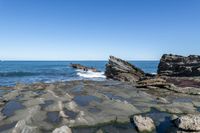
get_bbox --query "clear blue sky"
[0,0,200,60]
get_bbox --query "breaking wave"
[76,70,106,78]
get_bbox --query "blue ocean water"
[0,61,159,86]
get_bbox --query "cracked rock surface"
[0,80,200,133]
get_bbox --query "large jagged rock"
[158,54,200,76]
[133,115,155,132]
[70,64,98,72]
[105,56,145,83]
[175,114,200,131]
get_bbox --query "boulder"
[175,114,200,131]
[105,56,145,83]
[52,126,72,133]
[133,115,155,132]
[158,54,200,76]
[70,64,98,72]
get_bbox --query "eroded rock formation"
[158,54,200,76]
[105,56,145,83]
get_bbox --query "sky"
[0,0,200,60]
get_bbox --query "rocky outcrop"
[158,54,200,76]
[105,56,145,83]
[137,78,171,89]
[52,126,72,133]
[133,115,155,132]
[175,114,200,131]
[70,64,98,72]
[137,77,200,95]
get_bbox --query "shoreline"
[1,54,200,132]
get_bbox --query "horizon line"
[0,59,159,61]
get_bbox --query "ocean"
[0,61,159,86]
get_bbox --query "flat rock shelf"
[0,80,200,133]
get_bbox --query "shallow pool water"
[73,95,101,106]
[64,108,78,119]
[46,111,61,123]
[2,100,25,117]
[73,108,179,133]
[0,122,17,132]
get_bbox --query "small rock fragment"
[133,115,155,132]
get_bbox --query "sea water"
[0,61,159,86]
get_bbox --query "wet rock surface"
[0,80,200,132]
[158,54,200,76]
[105,56,146,83]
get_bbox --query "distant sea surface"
[0,61,159,86]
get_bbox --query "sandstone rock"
[14,83,27,90]
[137,78,171,88]
[175,114,200,131]
[156,97,169,104]
[12,120,40,133]
[165,76,200,88]
[3,90,20,101]
[137,77,200,95]
[2,80,200,132]
[70,64,98,72]
[105,56,145,83]
[52,125,72,133]
[158,54,200,76]
[133,115,155,132]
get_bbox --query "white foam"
[151,72,157,75]
[76,69,106,78]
